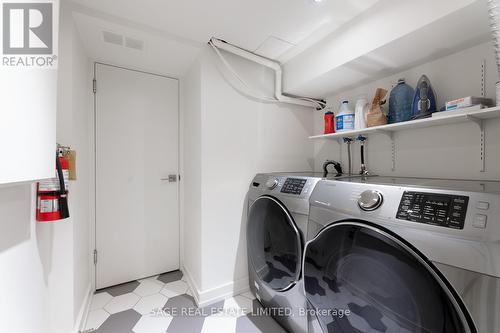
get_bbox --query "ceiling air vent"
[125,37,144,51]
[102,31,123,46]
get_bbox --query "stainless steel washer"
[246,173,322,333]
[304,176,500,333]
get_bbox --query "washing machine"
[246,173,322,333]
[304,176,500,333]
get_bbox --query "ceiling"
[68,0,379,77]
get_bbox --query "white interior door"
[95,64,179,289]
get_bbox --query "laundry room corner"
[180,46,315,306]
[0,2,94,333]
[3,0,500,332]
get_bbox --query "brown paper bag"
[367,88,388,127]
[64,150,77,180]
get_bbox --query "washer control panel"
[281,178,307,195]
[396,191,469,229]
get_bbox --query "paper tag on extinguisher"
[38,170,69,192]
[64,150,77,180]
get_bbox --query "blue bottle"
[388,79,414,123]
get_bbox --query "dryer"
[304,176,500,333]
[246,173,321,333]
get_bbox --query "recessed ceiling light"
[313,0,323,2]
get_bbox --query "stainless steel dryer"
[304,176,500,333]
[246,173,322,333]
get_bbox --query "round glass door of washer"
[303,220,476,333]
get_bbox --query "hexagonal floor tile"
[235,313,287,333]
[134,279,163,297]
[163,294,197,312]
[133,293,168,315]
[94,309,141,333]
[85,309,110,330]
[91,292,113,310]
[160,280,188,298]
[161,294,206,333]
[157,270,183,284]
[239,291,255,300]
[132,313,173,333]
[164,312,205,333]
[201,315,237,333]
[139,275,165,287]
[97,280,140,297]
[223,295,253,318]
[104,293,141,314]
[200,300,225,317]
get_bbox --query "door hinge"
[92,78,97,94]
[93,249,98,265]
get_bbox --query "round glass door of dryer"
[247,195,302,291]
[303,220,476,333]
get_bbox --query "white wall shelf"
[310,106,500,172]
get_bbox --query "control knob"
[265,178,278,190]
[358,190,383,211]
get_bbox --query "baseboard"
[182,265,249,308]
[71,284,92,333]
[182,264,202,305]
[197,276,249,307]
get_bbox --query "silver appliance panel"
[308,178,500,333]
[246,173,322,333]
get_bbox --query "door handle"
[161,175,177,183]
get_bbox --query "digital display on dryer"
[396,191,469,229]
[281,178,306,195]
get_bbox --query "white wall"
[181,48,314,305]
[0,3,59,185]
[0,185,50,333]
[180,58,203,292]
[57,3,94,328]
[0,4,93,333]
[314,41,500,180]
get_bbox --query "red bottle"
[324,110,335,134]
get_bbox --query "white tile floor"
[85,271,287,333]
[104,293,141,314]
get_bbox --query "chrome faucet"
[323,160,343,178]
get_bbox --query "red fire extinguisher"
[36,149,70,222]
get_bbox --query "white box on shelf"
[432,105,484,118]
[445,97,493,111]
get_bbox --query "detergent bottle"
[335,100,355,132]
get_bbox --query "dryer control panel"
[396,191,469,229]
[281,178,307,195]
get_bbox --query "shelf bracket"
[467,115,485,172]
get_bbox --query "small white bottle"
[335,100,355,132]
[354,97,369,130]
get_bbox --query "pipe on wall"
[209,38,324,109]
